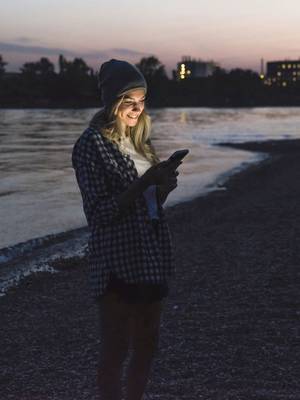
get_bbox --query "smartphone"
[167,149,189,163]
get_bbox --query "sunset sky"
[1,0,299,77]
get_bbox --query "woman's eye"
[123,100,145,106]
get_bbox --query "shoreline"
[1,138,299,399]
[0,145,267,296]
[1,104,300,110]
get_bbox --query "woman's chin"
[126,118,138,126]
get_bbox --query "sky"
[1,0,300,77]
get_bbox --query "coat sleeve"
[72,129,132,228]
[74,159,124,228]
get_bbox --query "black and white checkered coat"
[72,126,175,299]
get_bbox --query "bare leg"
[97,292,132,400]
[125,300,163,400]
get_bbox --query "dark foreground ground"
[1,139,299,400]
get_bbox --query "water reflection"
[1,107,300,248]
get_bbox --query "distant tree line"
[0,54,299,108]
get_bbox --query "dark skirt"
[104,273,169,304]
[98,219,169,304]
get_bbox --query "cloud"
[109,48,148,57]
[0,41,78,57]
[0,41,152,73]
[0,41,150,60]
[13,37,42,45]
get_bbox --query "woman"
[72,59,181,400]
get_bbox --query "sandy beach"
[0,139,299,400]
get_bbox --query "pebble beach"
[0,139,299,400]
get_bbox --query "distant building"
[264,59,300,87]
[174,56,218,81]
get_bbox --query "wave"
[0,227,89,297]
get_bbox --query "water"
[1,107,300,295]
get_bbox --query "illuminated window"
[282,64,286,69]
[181,63,185,68]
[298,64,300,68]
[293,64,296,68]
[293,71,297,75]
[298,71,300,76]
[282,81,287,86]
[180,75,185,79]
[277,72,281,76]
[293,77,296,81]
[272,78,276,82]
[288,64,291,68]
[187,70,191,75]
[260,74,264,79]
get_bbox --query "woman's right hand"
[141,160,182,186]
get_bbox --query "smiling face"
[116,88,146,128]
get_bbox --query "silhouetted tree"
[69,58,92,77]
[19,58,56,104]
[58,54,92,78]
[135,56,169,106]
[228,68,259,80]
[212,66,227,77]
[58,54,68,75]
[228,68,262,105]
[0,55,7,78]
[21,57,55,78]
[136,56,168,82]
[56,55,95,102]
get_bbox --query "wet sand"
[1,139,299,399]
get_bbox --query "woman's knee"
[98,291,132,363]
[130,300,163,356]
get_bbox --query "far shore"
[1,103,300,110]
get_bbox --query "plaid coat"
[72,126,175,299]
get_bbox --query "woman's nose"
[132,102,142,112]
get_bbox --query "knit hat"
[98,59,147,109]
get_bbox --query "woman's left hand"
[159,182,177,194]
[157,171,179,205]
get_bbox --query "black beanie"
[98,59,147,109]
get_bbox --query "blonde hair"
[89,91,160,165]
